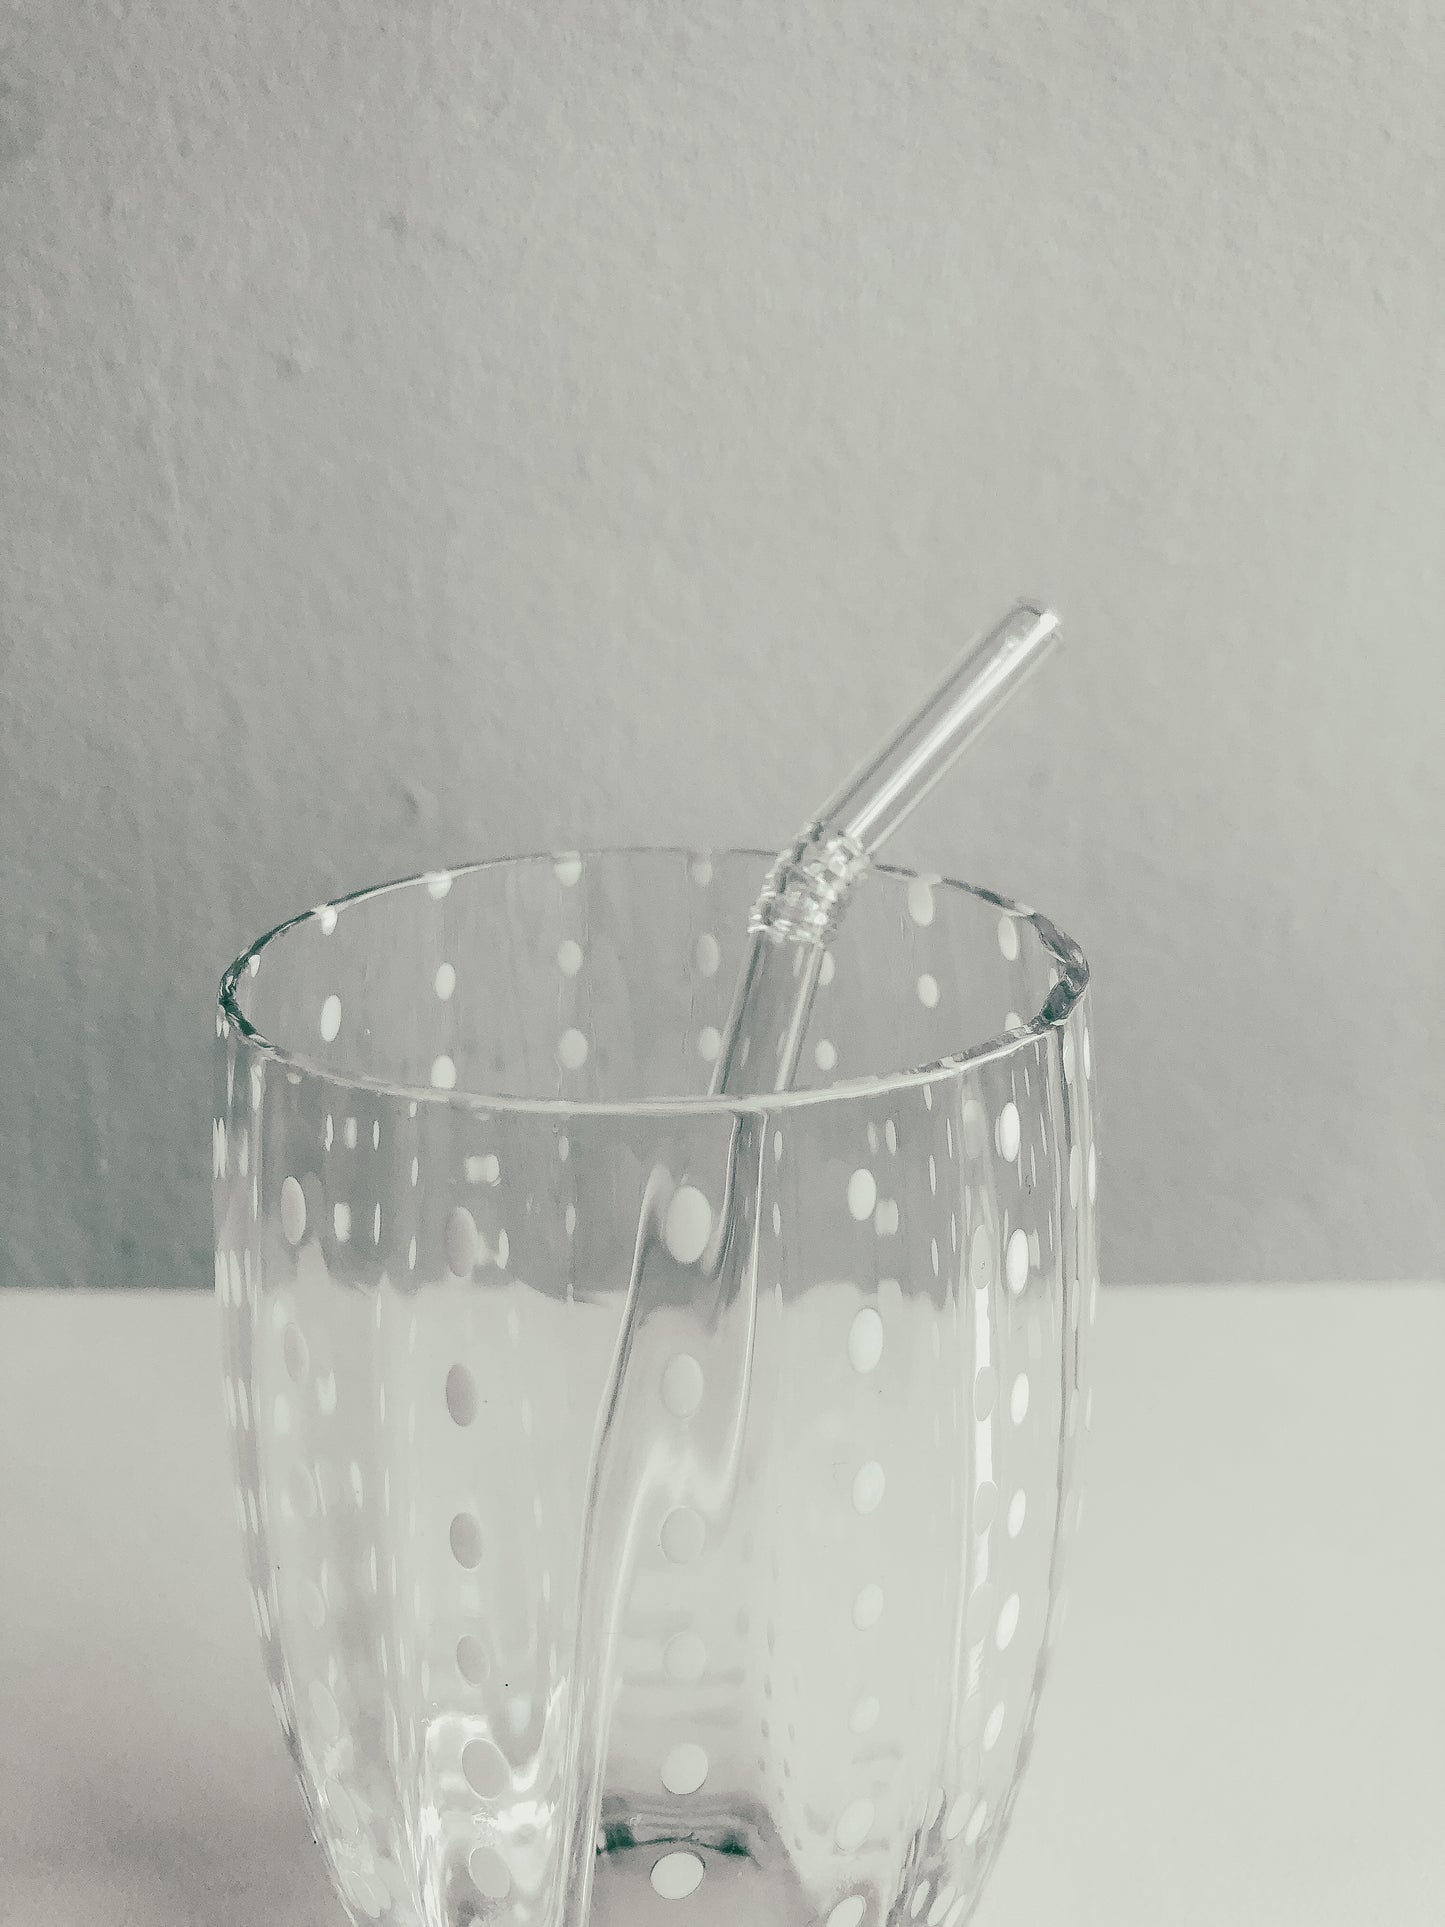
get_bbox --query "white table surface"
[2,1284,1442,1927]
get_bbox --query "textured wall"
[2,0,1441,1289]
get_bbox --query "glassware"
[213,846,1098,1927]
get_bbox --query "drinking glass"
[213,847,1098,1927]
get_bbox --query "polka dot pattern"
[651,1851,704,1898]
[847,1169,877,1221]
[663,1186,712,1265]
[660,1742,709,1795]
[214,850,1095,1927]
[661,1353,705,1419]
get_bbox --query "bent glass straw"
[711,600,1061,1096]
[552,599,1063,1925]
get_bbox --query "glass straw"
[711,600,1061,1096]
[552,598,1062,1925]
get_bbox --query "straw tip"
[1013,599,1061,638]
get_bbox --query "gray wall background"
[2,0,1441,1290]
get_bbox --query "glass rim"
[218,844,1090,1119]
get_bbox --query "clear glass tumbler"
[213,847,1098,1927]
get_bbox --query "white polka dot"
[820,949,837,985]
[558,1028,589,1071]
[996,1593,1020,1649]
[1088,1143,1097,1203]
[829,1902,865,1927]
[661,1742,709,1795]
[983,1701,1006,1750]
[324,1778,359,1835]
[848,1694,880,1735]
[698,1025,721,1063]
[662,1353,704,1418]
[343,1115,358,1150]
[847,1169,877,1221]
[1089,1272,1099,1323]
[852,1583,884,1629]
[665,1632,707,1682]
[852,1460,886,1514]
[972,1366,997,1420]
[425,870,453,900]
[998,914,1020,961]
[446,1363,479,1425]
[1062,1032,1076,1084]
[660,1507,705,1564]
[995,1102,1020,1162]
[848,1307,884,1373]
[553,853,581,886]
[907,878,935,925]
[319,995,341,1042]
[1007,1489,1026,1537]
[300,1580,326,1629]
[1083,1026,1093,1077]
[928,1884,957,1925]
[690,932,720,979]
[463,1738,510,1798]
[1005,1227,1029,1293]
[873,1198,900,1236]
[318,904,338,936]
[1011,1373,1030,1423]
[468,1846,510,1899]
[444,1206,478,1276]
[430,1054,457,1090]
[911,1883,932,1920]
[688,855,713,887]
[964,1800,988,1845]
[664,1186,712,1264]
[1004,1010,1024,1032]
[450,1513,484,1569]
[916,972,940,1009]
[280,1176,307,1245]
[1068,1143,1082,1208]
[815,1038,838,1072]
[943,1796,968,1840]
[333,1202,351,1243]
[434,962,456,1001]
[834,1797,874,1852]
[651,1851,704,1899]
